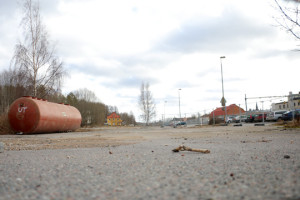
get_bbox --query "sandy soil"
[0,124,296,151]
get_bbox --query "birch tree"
[11,0,65,98]
[138,82,156,125]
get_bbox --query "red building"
[107,112,122,126]
[210,104,245,117]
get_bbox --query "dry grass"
[284,120,300,128]
[275,119,300,129]
[0,112,14,135]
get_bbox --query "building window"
[279,105,281,109]
[283,105,286,109]
[294,102,296,106]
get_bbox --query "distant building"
[210,104,245,118]
[107,112,122,126]
[271,91,300,111]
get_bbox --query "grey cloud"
[0,0,60,17]
[109,75,159,89]
[201,96,221,102]
[196,68,215,78]
[0,0,19,16]
[206,89,221,94]
[253,48,300,59]
[68,62,160,89]
[155,8,275,54]
[39,0,60,15]
[67,63,113,77]
[225,77,246,83]
[117,51,178,70]
[174,80,199,89]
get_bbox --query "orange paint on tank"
[8,96,82,134]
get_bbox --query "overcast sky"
[0,0,299,121]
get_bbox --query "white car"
[226,117,234,123]
[266,110,287,121]
[233,115,247,123]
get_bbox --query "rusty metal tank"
[8,96,82,134]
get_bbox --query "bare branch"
[273,0,300,40]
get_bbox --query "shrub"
[0,112,14,135]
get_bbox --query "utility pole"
[245,94,248,112]
[178,89,182,120]
[220,56,227,122]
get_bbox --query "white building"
[271,92,300,111]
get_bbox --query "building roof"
[210,104,245,116]
[107,112,121,119]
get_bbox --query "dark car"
[176,121,187,126]
[245,115,256,123]
[254,113,267,122]
[282,109,300,121]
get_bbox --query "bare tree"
[273,0,300,41]
[71,88,106,126]
[11,0,65,98]
[73,88,98,102]
[138,82,156,125]
[120,112,136,126]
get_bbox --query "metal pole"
[288,93,295,122]
[178,89,181,120]
[245,94,248,112]
[262,101,264,123]
[213,109,215,125]
[239,104,241,123]
[164,101,167,126]
[220,56,227,122]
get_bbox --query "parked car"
[282,109,300,121]
[226,117,234,124]
[233,115,247,123]
[176,121,187,126]
[245,115,256,123]
[266,110,287,121]
[254,113,267,122]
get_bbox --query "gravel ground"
[0,125,299,200]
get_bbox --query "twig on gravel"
[172,145,210,154]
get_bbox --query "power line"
[246,95,288,99]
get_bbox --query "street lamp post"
[178,89,182,120]
[164,100,167,126]
[220,56,227,123]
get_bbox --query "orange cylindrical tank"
[8,96,82,134]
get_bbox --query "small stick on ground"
[172,145,210,154]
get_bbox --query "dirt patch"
[0,124,296,151]
[2,136,134,151]
[0,127,145,151]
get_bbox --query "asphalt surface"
[0,127,299,200]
